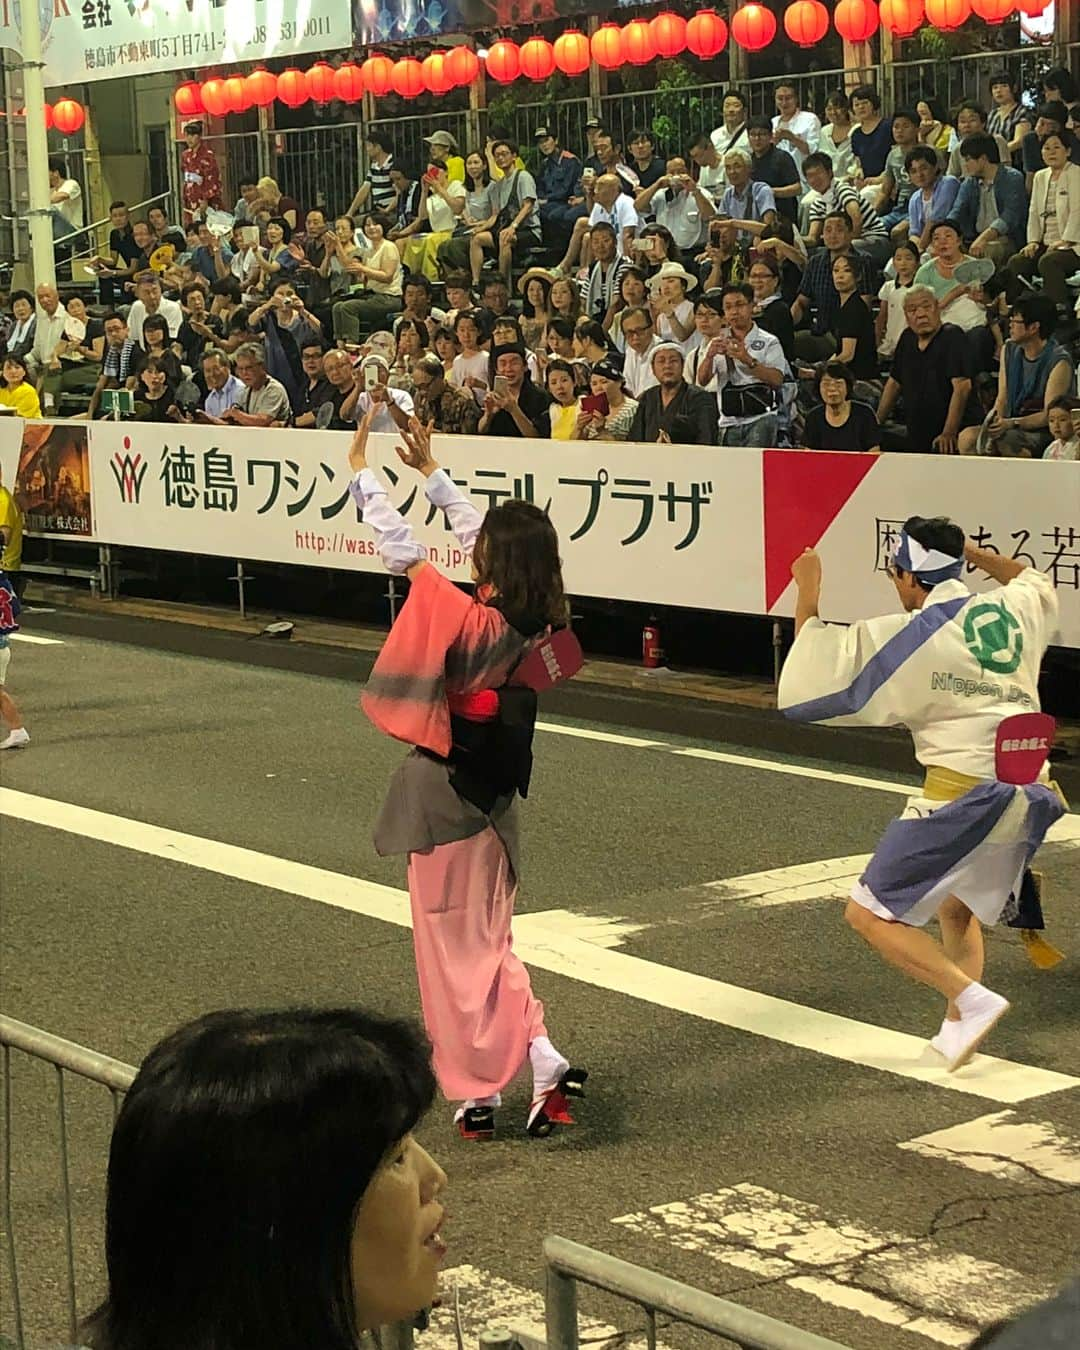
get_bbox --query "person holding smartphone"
[578,360,637,441]
[353,354,415,434]
[479,345,549,438]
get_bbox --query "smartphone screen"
[494,375,509,396]
[241,226,260,246]
[363,366,380,392]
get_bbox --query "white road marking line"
[422,1264,649,1350]
[899,1110,1080,1185]
[3,787,1076,1104]
[535,721,1080,846]
[8,632,64,645]
[704,856,871,909]
[612,1184,1052,1347]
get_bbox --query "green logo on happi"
[963,601,1024,675]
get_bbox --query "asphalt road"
[2,608,1078,1350]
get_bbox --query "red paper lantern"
[880,0,924,34]
[730,4,775,50]
[306,61,336,103]
[971,0,1013,19]
[245,68,277,107]
[924,0,970,26]
[392,58,425,98]
[223,76,251,114]
[622,19,656,65]
[333,63,365,102]
[591,23,625,69]
[276,68,310,109]
[553,31,591,76]
[44,102,55,130]
[485,39,521,83]
[173,81,204,118]
[362,54,395,97]
[783,0,829,45]
[1014,0,1048,14]
[199,79,229,118]
[834,0,880,41]
[650,12,688,57]
[446,46,480,86]
[422,51,454,94]
[520,37,556,81]
[686,8,729,56]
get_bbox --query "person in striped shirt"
[803,152,891,267]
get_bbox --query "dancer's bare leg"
[938,895,984,1021]
[844,900,972,1000]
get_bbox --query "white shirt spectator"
[622,336,660,398]
[653,188,709,251]
[449,351,489,392]
[355,386,415,434]
[54,178,83,230]
[30,303,68,371]
[427,180,467,234]
[808,179,887,237]
[696,161,726,203]
[127,297,184,343]
[819,125,856,182]
[588,196,640,255]
[656,300,699,355]
[709,125,751,178]
[703,323,789,428]
[772,110,822,179]
[877,278,916,357]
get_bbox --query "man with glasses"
[619,306,659,398]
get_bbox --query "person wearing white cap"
[694,283,789,447]
[422,130,465,183]
[354,354,415,435]
[627,341,718,444]
[646,261,699,353]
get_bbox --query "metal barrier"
[0,1015,135,1350]
[544,1235,854,1350]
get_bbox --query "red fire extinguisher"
[642,617,664,669]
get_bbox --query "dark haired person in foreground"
[778,518,1062,1070]
[85,1007,446,1350]
[346,413,585,1141]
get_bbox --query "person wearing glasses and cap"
[779,522,1063,1073]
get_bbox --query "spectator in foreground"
[579,361,638,441]
[82,1007,445,1350]
[196,349,244,422]
[876,287,973,454]
[479,345,549,438]
[802,363,881,452]
[628,341,719,444]
[958,297,1072,458]
[410,352,481,434]
[0,354,41,418]
[706,283,789,447]
[87,313,137,420]
[1044,397,1080,461]
[217,343,291,427]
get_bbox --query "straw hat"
[646,261,698,293]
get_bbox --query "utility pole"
[16,0,57,287]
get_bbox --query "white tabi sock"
[529,1036,569,1098]
[955,983,1000,1019]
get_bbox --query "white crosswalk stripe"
[611,1183,1054,1346]
[899,1110,1080,1185]
[8,632,64,645]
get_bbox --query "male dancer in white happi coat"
[777,515,1065,1071]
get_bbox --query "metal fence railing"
[544,1235,854,1350]
[1,1014,134,1350]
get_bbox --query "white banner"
[0,0,353,89]
[1,416,1077,647]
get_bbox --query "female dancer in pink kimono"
[347,410,586,1140]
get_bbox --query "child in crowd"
[1044,397,1080,461]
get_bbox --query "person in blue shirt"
[947,133,1027,267]
[534,127,586,250]
[189,221,233,284]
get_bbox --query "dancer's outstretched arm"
[347,408,427,579]
[396,418,483,557]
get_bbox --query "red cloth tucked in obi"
[361,564,527,756]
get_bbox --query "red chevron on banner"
[763,451,880,610]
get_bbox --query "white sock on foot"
[529,1036,569,1097]
[0,728,29,750]
[955,983,1000,1019]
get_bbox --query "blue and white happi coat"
[777,571,1065,925]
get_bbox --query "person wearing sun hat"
[423,130,465,184]
[646,260,699,353]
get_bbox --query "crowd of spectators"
[2,71,1079,458]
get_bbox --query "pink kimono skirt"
[407,825,547,1100]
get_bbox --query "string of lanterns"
[172,2,1052,113]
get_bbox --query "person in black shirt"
[90,201,147,305]
[293,339,336,428]
[478,345,550,438]
[321,348,364,429]
[627,128,666,193]
[802,363,881,451]
[876,287,974,454]
[748,254,794,360]
[175,283,224,370]
[628,341,719,444]
[746,118,801,225]
[829,255,877,382]
[132,357,179,422]
[134,314,183,387]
